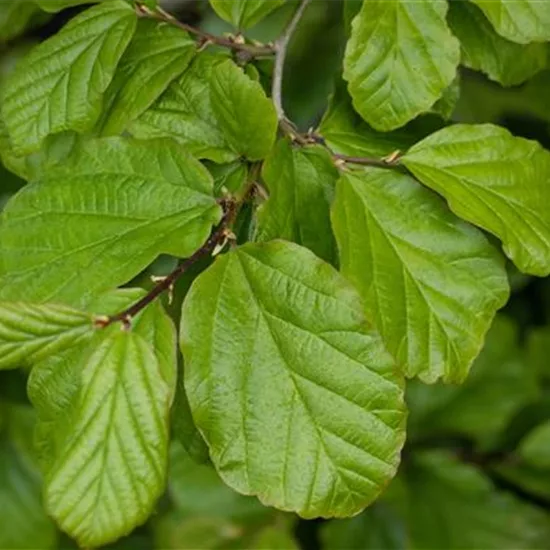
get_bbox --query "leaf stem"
[272,0,312,126]
[138,4,275,57]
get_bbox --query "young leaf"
[1,1,136,155]
[401,451,550,549]
[448,1,548,87]
[257,139,339,264]
[99,18,196,136]
[130,52,238,163]
[0,302,92,370]
[331,169,509,383]
[343,0,459,131]
[43,328,171,547]
[28,345,83,471]
[0,137,221,306]
[210,59,277,161]
[209,0,285,30]
[27,290,148,472]
[28,289,176,471]
[471,0,550,44]
[207,161,247,196]
[0,406,57,550]
[407,315,538,447]
[181,240,406,518]
[132,299,177,396]
[402,124,550,276]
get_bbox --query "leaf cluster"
[0,0,550,548]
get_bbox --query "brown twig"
[137,4,275,57]
[94,162,263,331]
[95,199,237,330]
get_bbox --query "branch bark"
[138,4,275,57]
[95,199,237,330]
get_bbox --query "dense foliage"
[1,0,550,548]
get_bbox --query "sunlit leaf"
[2,1,136,154]
[182,241,406,517]
[344,0,459,130]
[331,168,508,382]
[403,124,550,276]
[0,137,221,306]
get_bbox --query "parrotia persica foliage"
[0,0,550,548]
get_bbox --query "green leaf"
[210,59,277,161]
[407,315,539,447]
[0,302,93,370]
[321,501,406,550]
[43,327,171,547]
[253,525,299,549]
[1,1,136,155]
[181,240,406,518]
[331,169,508,383]
[401,451,550,549]
[169,442,266,520]
[28,345,83,471]
[27,290,146,472]
[0,137,221,306]
[0,406,58,550]
[130,51,238,163]
[0,1,43,42]
[34,0,102,12]
[471,0,550,44]
[154,513,247,550]
[24,131,85,183]
[28,289,175,470]
[430,76,460,120]
[318,81,444,159]
[343,0,459,131]
[403,123,550,276]
[128,298,177,394]
[257,139,338,264]
[0,116,29,181]
[448,1,548,87]
[518,421,550,469]
[207,160,247,197]
[209,0,285,30]
[99,18,196,136]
